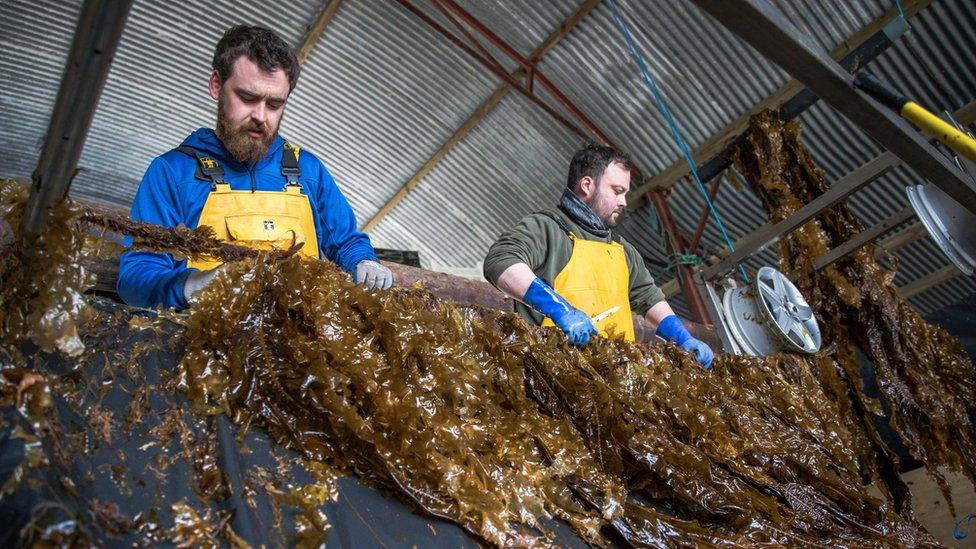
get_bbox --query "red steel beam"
[429,0,509,77]
[394,0,593,141]
[404,0,709,324]
[688,172,724,254]
[649,188,712,325]
[438,0,613,146]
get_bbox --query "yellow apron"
[188,183,319,270]
[541,232,635,341]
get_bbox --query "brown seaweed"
[732,112,976,517]
[171,250,937,545]
[0,172,961,547]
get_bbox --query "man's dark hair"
[212,25,301,92]
[566,143,635,190]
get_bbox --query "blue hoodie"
[118,128,378,309]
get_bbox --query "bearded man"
[118,25,392,309]
[483,144,713,368]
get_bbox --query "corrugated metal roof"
[0,0,84,179]
[0,0,972,316]
[284,0,501,217]
[370,90,581,270]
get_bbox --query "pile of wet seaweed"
[733,112,976,518]
[0,167,965,546]
[0,180,94,357]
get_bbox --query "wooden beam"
[694,0,976,212]
[361,82,511,232]
[874,221,926,259]
[811,205,914,271]
[296,0,343,65]
[703,152,899,279]
[898,264,962,299]
[361,0,600,232]
[663,97,974,297]
[627,0,933,211]
[662,220,953,301]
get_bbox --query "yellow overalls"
[540,219,635,341]
[179,143,319,271]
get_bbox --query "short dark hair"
[212,25,301,92]
[566,143,635,190]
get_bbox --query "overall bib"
[540,215,635,341]
[179,143,319,271]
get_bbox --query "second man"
[484,144,714,368]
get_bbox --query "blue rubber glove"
[523,277,598,347]
[656,315,714,369]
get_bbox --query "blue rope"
[606,0,749,281]
[954,513,975,540]
[893,0,906,20]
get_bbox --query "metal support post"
[20,0,133,247]
[648,189,712,324]
[688,173,724,253]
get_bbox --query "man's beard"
[215,96,277,165]
[584,196,620,228]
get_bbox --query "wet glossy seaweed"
[732,112,976,517]
[0,164,965,547]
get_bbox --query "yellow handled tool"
[853,72,976,164]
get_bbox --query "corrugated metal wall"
[0,0,972,315]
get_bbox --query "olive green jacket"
[483,209,666,325]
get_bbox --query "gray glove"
[182,267,222,304]
[355,260,393,290]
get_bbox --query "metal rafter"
[692,0,976,216]
[362,0,600,232]
[430,0,509,78]
[21,0,133,248]
[437,0,613,146]
[393,0,594,142]
[698,97,976,280]
[627,0,932,211]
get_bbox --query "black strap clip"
[281,142,302,188]
[177,146,226,191]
